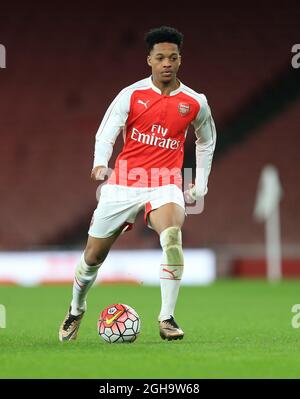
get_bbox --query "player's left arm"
[187,95,217,201]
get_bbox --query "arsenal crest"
[178,102,190,116]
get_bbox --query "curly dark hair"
[145,26,184,53]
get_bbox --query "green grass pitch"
[1,280,300,378]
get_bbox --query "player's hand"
[91,165,108,181]
[184,183,206,203]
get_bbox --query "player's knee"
[84,246,109,266]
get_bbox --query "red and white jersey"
[94,76,216,190]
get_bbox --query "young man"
[59,26,216,342]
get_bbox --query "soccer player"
[59,26,216,341]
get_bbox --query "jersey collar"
[149,76,182,96]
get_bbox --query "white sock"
[158,227,184,322]
[71,253,103,316]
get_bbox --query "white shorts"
[88,184,185,238]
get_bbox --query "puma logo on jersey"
[137,99,150,109]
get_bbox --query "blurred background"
[0,0,299,285]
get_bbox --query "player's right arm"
[91,87,131,181]
[91,165,108,181]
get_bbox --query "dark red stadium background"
[0,0,299,277]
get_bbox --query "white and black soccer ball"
[97,303,141,343]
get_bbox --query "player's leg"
[148,202,185,340]
[71,231,123,316]
[59,184,140,341]
[59,230,122,342]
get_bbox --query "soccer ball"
[97,303,141,343]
